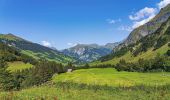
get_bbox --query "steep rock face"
[62,42,120,62]
[117,4,170,50]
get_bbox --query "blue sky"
[0,0,169,50]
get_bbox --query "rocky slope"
[96,11,170,65]
[62,42,120,62]
[115,4,170,51]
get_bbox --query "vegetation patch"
[7,61,33,72]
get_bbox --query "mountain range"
[61,42,120,62]
[0,33,120,63]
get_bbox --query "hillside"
[92,9,170,66]
[115,4,170,51]
[0,33,76,63]
[0,42,35,71]
[62,42,120,62]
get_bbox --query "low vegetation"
[7,61,33,72]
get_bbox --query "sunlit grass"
[7,61,33,72]
[52,68,170,87]
[1,68,170,100]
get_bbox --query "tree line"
[115,53,170,72]
[0,57,74,91]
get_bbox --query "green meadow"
[52,68,170,87]
[1,68,170,100]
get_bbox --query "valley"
[0,1,170,100]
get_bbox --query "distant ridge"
[62,42,120,62]
[0,33,76,63]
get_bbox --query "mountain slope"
[115,4,170,51]
[0,33,75,63]
[62,42,120,62]
[92,12,170,66]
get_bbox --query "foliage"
[19,59,65,88]
[167,50,170,56]
[100,46,129,62]
[115,55,170,72]
[0,58,16,91]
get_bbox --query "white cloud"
[128,0,170,29]
[129,7,157,21]
[118,26,133,32]
[107,19,121,24]
[114,0,170,32]
[41,41,51,47]
[67,43,78,46]
[132,14,156,29]
[158,0,170,9]
[129,7,157,29]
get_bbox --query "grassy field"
[1,68,170,100]
[7,61,33,72]
[52,68,170,87]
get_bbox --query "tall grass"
[0,81,170,100]
[1,68,170,100]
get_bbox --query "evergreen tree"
[0,58,15,91]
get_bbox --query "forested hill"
[0,33,76,63]
[0,42,36,65]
